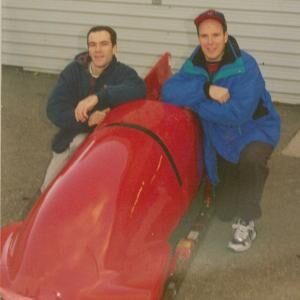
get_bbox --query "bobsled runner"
[0,53,214,300]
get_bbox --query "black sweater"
[47,52,146,152]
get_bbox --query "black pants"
[215,142,274,222]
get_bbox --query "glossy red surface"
[0,100,203,300]
[144,52,172,100]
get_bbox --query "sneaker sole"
[228,230,257,252]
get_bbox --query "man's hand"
[75,95,99,122]
[209,85,230,104]
[88,108,110,127]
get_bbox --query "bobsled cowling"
[0,99,204,300]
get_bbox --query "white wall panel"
[2,0,300,104]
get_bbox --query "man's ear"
[224,32,229,43]
[113,45,118,55]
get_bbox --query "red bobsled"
[0,54,211,300]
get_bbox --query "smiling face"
[87,30,117,72]
[198,19,228,62]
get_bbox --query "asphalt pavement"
[1,66,300,300]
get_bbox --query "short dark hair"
[87,25,117,46]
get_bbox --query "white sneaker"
[228,219,256,252]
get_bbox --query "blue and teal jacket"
[162,36,281,184]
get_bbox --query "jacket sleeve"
[95,65,146,109]
[46,63,89,130]
[162,71,209,107]
[191,56,266,126]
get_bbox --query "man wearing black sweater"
[41,25,146,191]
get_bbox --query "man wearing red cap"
[162,9,281,252]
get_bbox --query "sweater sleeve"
[46,62,89,130]
[95,64,146,109]
[161,71,209,107]
[190,56,266,126]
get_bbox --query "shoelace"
[233,222,253,241]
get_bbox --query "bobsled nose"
[79,280,152,300]
[0,275,152,300]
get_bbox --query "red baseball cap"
[194,9,227,32]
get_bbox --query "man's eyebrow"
[88,40,111,44]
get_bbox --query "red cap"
[194,9,227,32]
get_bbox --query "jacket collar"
[192,35,241,69]
[74,51,118,71]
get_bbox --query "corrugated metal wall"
[2,0,300,104]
